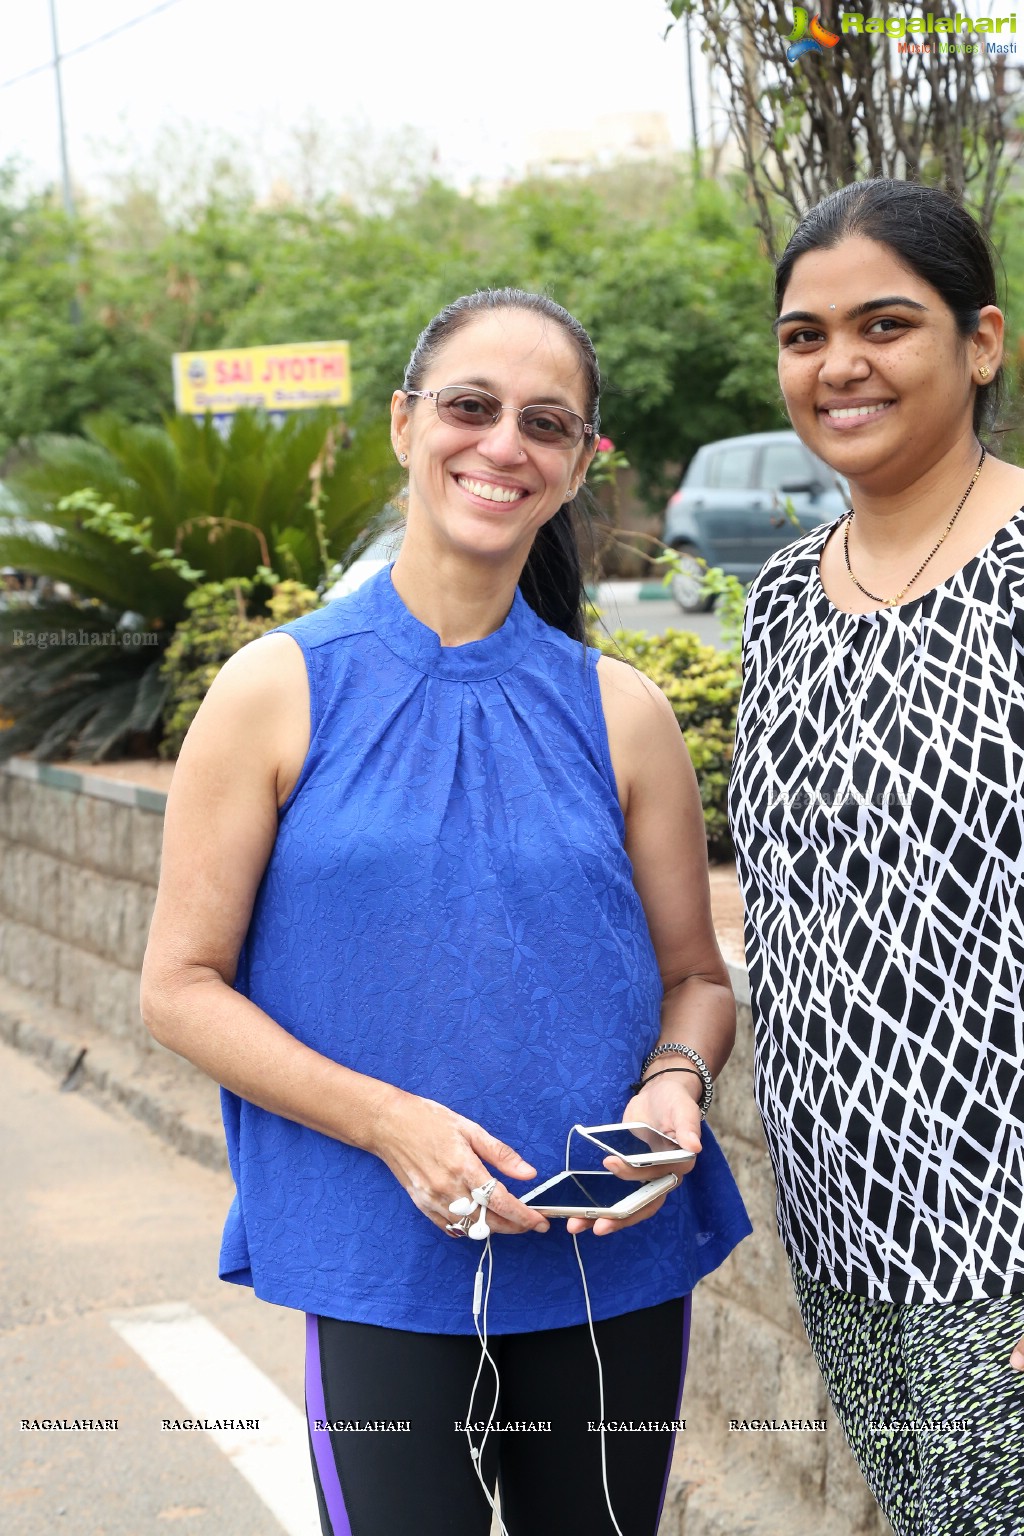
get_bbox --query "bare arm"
[140,632,546,1235]
[602,654,736,1079]
[568,654,735,1235]
[140,632,398,1146]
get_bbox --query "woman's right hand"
[369,1090,551,1237]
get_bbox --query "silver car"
[662,430,848,610]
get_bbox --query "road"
[0,1042,315,1536]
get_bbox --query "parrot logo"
[787,7,841,62]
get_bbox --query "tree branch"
[677,0,1021,255]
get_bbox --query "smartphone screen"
[522,1172,624,1209]
[584,1126,687,1160]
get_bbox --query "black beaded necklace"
[842,447,987,607]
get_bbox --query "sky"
[1,1,714,202]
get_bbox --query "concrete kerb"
[7,754,170,815]
[0,975,226,1173]
[587,580,671,603]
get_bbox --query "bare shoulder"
[595,652,678,732]
[212,628,307,685]
[178,630,310,809]
[595,654,685,812]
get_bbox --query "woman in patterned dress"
[729,180,1024,1535]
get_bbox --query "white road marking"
[110,1301,320,1536]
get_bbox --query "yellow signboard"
[172,341,352,415]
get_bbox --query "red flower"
[597,436,614,453]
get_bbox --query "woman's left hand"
[1011,1334,1024,1371]
[565,1075,703,1238]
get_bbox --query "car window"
[759,442,816,490]
[705,445,756,489]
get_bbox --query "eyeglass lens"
[436,387,584,447]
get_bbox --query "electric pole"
[48,0,81,321]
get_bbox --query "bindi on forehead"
[774,294,930,332]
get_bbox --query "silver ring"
[445,1212,475,1237]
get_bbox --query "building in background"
[525,111,674,176]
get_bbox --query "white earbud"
[451,1178,496,1236]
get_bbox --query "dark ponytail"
[402,287,600,642]
[517,504,585,639]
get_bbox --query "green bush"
[158,577,318,758]
[593,626,740,860]
[0,407,395,761]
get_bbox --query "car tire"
[669,544,714,613]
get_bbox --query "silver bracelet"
[639,1043,713,1119]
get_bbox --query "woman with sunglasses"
[142,288,750,1536]
[729,181,1024,1536]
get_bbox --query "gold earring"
[979,365,991,380]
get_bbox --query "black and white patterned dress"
[729,508,1024,1305]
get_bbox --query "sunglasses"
[404,385,595,449]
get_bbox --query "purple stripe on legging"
[654,1293,693,1532]
[305,1313,353,1536]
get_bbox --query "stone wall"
[673,973,890,1534]
[0,760,165,1045]
[0,758,890,1535]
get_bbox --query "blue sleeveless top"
[219,566,750,1333]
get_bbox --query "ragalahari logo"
[787,7,842,61]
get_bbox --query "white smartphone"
[520,1170,678,1219]
[575,1122,696,1169]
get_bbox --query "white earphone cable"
[459,1130,627,1536]
[466,1233,510,1536]
[564,1125,626,1536]
[571,1229,626,1536]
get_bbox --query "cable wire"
[564,1125,626,1536]
[0,0,185,92]
[458,1130,629,1536]
[466,1236,510,1536]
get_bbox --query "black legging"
[305,1295,691,1536]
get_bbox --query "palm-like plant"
[0,406,399,761]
